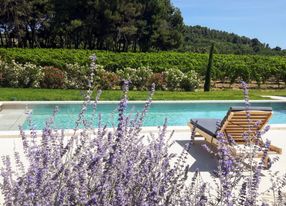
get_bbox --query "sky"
[172,0,286,49]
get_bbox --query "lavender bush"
[1,55,286,205]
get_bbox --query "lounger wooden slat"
[233,117,270,120]
[234,113,271,118]
[233,114,269,117]
[225,129,257,132]
[230,120,266,123]
[227,132,259,135]
[227,124,256,130]
[233,111,271,115]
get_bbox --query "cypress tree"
[204,43,215,92]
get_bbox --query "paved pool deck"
[1,126,285,175]
[262,95,286,100]
[0,125,285,204]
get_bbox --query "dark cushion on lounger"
[190,119,221,137]
[229,106,272,112]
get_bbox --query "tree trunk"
[25,25,31,48]
[75,33,79,49]
[132,39,137,52]
[0,32,4,47]
[31,27,36,48]
[4,29,8,47]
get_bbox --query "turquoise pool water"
[23,102,286,129]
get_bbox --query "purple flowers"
[0,57,182,205]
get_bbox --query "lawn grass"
[1,87,286,101]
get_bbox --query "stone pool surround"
[0,125,286,204]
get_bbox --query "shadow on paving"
[176,140,218,172]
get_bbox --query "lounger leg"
[269,145,282,154]
[263,156,272,169]
[257,139,282,155]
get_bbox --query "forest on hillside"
[0,0,285,55]
[183,26,286,55]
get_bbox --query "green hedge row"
[0,48,208,72]
[0,48,286,85]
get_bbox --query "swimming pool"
[22,101,286,130]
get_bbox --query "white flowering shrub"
[0,59,202,91]
[133,66,152,90]
[18,63,44,88]
[117,66,152,90]
[0,60,20,87]
[0,60,43,88]
[117,67,135,80]
[180,70,200,91]
[164,67,185,90]
[64,63,89,89]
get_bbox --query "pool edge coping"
[1,125,286,139]
[1,99,286,105]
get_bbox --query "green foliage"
[0,48,207,71]
[1,48,286,89]
[1,0,285,55]
[0,0,183,51]
[183,25,286,55]
[1,87,286,101]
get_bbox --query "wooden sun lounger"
[188,106,282,167]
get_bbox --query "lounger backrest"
[219,106,272,142]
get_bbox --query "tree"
[0,0,28,47]
[204,43,215,92]
[273,46,282,51]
